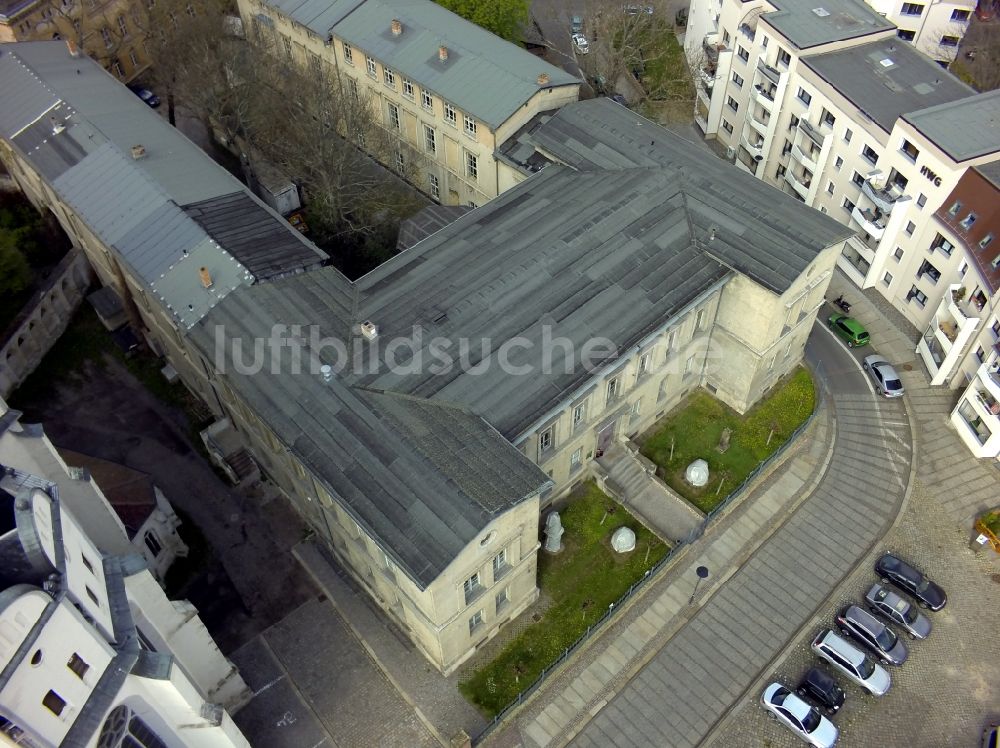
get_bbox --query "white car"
[572,33,590,54]
[862,355,904,398]
[761,683,839,748]
[811,629,891,696]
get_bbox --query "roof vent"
[320,364,334,382]
[439,45,448,62]
[199,267,213,288]
[391,18,402,35]
[50,116,65,136]
[130,144,146,159]
[360,320,378,340]
[879,58,893,67]
[66,38,80,57]
[537,72,550,85]
[812,7,830,16]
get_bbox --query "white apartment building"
[864,0,976,63]
[0,400,251,747]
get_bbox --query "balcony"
[837,238,872,285]
[749,108,770,136]
[861,178,903,214]
[845,234,875,263]
[741,133,764,159]
[851,205,886,239]
[797,117,826,147]
[752,83,775,109]
[790,143,818,171]
[952,396,995,453]
[784,170,811,200]
[916,283,980,384]
[756,58,780,85]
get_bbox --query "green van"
[827,314,870,348]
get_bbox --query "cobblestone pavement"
[706,476,1000,748]
[231,597,440,748]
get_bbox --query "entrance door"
[596,420,616,454]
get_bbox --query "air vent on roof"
[538,72,550,85]
[199,267,213,288]
[66,39,80,57]
[812,7,830,16]
[391,18,402,35]
[50,117,64,136]
[360,320,378,340]
[320,364,334,382]
[439,45,448,62]
[879,58,894,67]
[130,144,146,159]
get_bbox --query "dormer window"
[948,201,961,216]
[961,213,977,230]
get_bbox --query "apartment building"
[0,0,151,82]
[0,399,250,747]
[238,0,579,206]
[0,43,851,675]
[864,0,976,63]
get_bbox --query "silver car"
[865,583,932,639]
[811,629,891,695]
[761,683,838,748]
[835,605,908,665]
[863,355,904,397]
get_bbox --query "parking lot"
[707,440,1000,747]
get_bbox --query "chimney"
[50,116,65,136]
[66,38,79,57]
[537,72,550,85]
[360,320,379,340]
[391,18,402,36]
[320,364,334,382]
[199,267,213,288]
[130,144,146,160]
[438,45,448,62]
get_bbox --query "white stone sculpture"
[543,511,564,553]
[685,458,709,487]
[611,527,636,553]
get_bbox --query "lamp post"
[688,565,709,605]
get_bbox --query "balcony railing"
[752,83,775,108]
[861,178,902,213]
[851,205,886,239]
[797,117,826,146]
[790,143,817,171]
[784,171,811,199]
[741,133,764,159]
[756,58,781,85]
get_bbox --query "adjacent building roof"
[763,0,894,50]
[903,90,1000,162]
[936,168,1000,293]
[977,161,1000,190]
[56,449,157,539]
[292,0,579,128]
[0,42,326,328]
[804,38,974,133]
[396,203,472,250]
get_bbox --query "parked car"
[623,4,654,14]
[874,553,947,611]
[863,355,904,398]
[865,584,932,640]
[128,86,160,108]
[811,629,891,695]
[827,314,870,347]
[984,724,999,748]
[761,682,839,748]
[796,667,845,715]
[570,14,583,33]
[835,605,908,665]
[607,93,629,107]
[571,33,590,54]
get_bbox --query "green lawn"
[459,481,669,716]
[637,19,695,102]
[640,367,815,513]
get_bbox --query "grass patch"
[637,19,694,102]
[639,367,815,513]
[459,481,669,716]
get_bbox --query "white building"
[0,400,251,747]
[863,0,976,64]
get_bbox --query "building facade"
[238,0,579,206]
[864,0,976,63]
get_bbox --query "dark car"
[865,584,932,640]
[129,85,160,108]
[796,667,845,715]
[607,93,629,107]
[835,605,908,665]
[875,553,947,611]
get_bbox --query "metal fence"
[472,385,824,745]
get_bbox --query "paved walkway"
[483,321,908,747]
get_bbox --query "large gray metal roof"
[324,0,578,128]
[263,0,363,31]
[804,38,974,133]
[762,0,893,49]
[903,90,1000,162]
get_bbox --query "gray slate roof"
[763,0,893,49]
[903,90,1000,162]
[804,38,974,133]
[319,0,578,128]
[396,204,472,250]
[977,161,1000,189]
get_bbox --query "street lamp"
[688,565,709,605]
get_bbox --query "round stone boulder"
[685,458,710,487]
[611,526,636,553]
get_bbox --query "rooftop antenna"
[709,226,718,242]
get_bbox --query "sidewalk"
[826,271,999,526]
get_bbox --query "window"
[665,330,675,352]
[43,690,66,716]
[959,261,969,277]
[495,588,509,612]
[820,108,835,128]
[782,139,792,156]
[365,56,377,77]
[861,144,879,165]
[722,119,734,135]
[348,78,359,100]
[844,128,853,143]
[465,152,478,180]
[402,79,414,99]
[631,398,642,417]
[842,197,856,213]
[897,29,916,41]
[776,165,786,178]
[538,427,553,453]
[607,377,619,402]
[981,234,995,249]
[424,125,436,154]
[696,308,706,329]
[117,14,128,37]
[67,653,89,679]
[727,96,739,112]
[684,355,695,376]
[383,68,395,87]
[732,71,744,87]
[908,286,928,306]
[737,45,749,62]
[940,35,960,47]
[112,60,124,78]
[143,531,162,557]
[463,573,483,604]
[421,90,433,110]
[905,221,915,236]
[916,193,927,208]
[86,586,100,606]
[951,9,971,21]
[570,448,582,472]
[931,234,954,255]
[992,318,1000,338]
[882,272,893,286]
[976,345,986,363]
[961,213,977,230]
[762,36,769,48]
[638,352,650,375]
[900,139,920,162]
[343,44,354,64]
[282,35,292,60]
[387,103,399,130]
[464,115,477,138]
[493,549,508,578]
[101,26,112,47]
[572,402,586,427]
[468,610,483,634]
[852,171,865,187]
[777,48,791,66]
[428,174,440,200]
[893,246,904,261]
[394,151,404,171]
[826,181,835,195]
[901,2,924,14]
[82,554,95,574]
[796,87,811,106]
[444,102,457,126]
[789,114,799,130]
[129,50,138,68]
[834,156,843,171]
